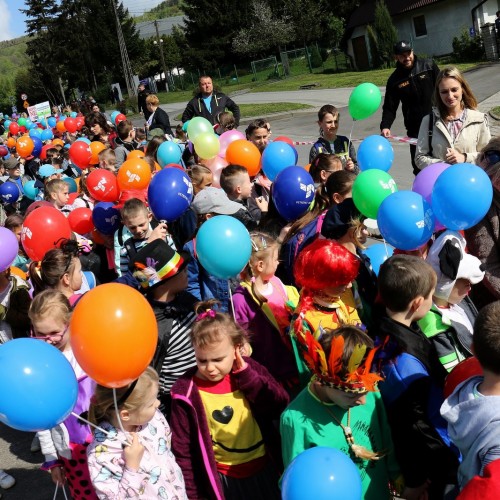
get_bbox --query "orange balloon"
[117,158,152,191]
[52,139,65,148]
[16,136,35,158]
[128,150,145,160]
[6,137,16,148]
[89,141,106,165]
[304,163,311,172]
[10,267,27,281]
[70,283,158,388]
[155,162,162,172]
[225,139,261,177]
[91,228,105,245]
[56,121,66,133]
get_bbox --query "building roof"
[135,16,185,39]
[347,0,445,29]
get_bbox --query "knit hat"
[426,230,484,301]
[191,187,242,215]
[132,239,190,290]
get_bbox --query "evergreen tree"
[372,0,397,67]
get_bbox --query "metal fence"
[161,46,352,91]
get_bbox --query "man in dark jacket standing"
[181,75,240,127]
[380,41,439,175]
[137,82,151,120]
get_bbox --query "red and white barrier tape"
[275,136,418,146]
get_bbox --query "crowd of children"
[1,84,500,500]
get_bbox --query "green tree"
[369,0,397,68]
[232,0,294,57]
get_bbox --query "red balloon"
[40,143,54,161]
[9,122,19,135]
[115,113,126,125]
[64,117,78,133]
[21,206,72,261]
[67,192,79,205]
[69,141,92,169]
[86,168,120,202]
[443,357,483,399]
[19,126,27,134]
[274,135,295,147]
[75,117,85,130]
[0,146,8,157]
[68,207,94,234]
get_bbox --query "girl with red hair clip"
[289,238,363,387]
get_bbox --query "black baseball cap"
[393,41,412,55]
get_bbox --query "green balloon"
[352,169,398,219]
[187,117,213,142]
[348,83,382,121]
[18,117,27,127]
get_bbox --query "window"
[413,15,427,37]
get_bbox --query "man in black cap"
[380,40,440,175]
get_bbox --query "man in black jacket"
[380,41,439,175]
[181,75,240,127]
[137,82,151,120]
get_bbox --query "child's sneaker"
[30,434,41,453]
[0,470,15,489]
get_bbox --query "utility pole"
[111,0,136,97]
[154,20,170,92]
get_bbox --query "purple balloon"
[218,129,245,158]
[412,162,450,204]
[0,227,19,272]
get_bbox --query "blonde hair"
[187,164,212,194]
[241,232,279,305]
[191,300,248,348]
[434,66,478,117]
[98,148,116,165]
[29,289,72,326]
[145,94,160,107]
[44,179,67,201]
[88,367,159,426]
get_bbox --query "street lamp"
[153,38,169,92]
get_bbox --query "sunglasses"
[31,325,69,343]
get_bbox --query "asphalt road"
[1,61,499,500]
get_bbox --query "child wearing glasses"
[29,290,97,499]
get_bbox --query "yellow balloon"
[193,132,220,160]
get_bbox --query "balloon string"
[52,482,69,500]
[348,120,356,159]
[228,281,236,320]
[113,388,131,439]
[70,411,131,447]
[382,237,389,255]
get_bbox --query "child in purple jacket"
[170,300,289,500]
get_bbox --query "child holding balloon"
[86,366,187,499]
[232,232,300,393]
[170,300,289,500]
[29,290,97,500]
[309,104,358,172]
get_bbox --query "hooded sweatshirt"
[441,375,500,489]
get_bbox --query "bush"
[320,48,329,62]
[452,28,485,61]
[310,46,323,69]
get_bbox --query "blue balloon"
[378,191,435,251]
[432,163,493,230]
[4,120,11,128]
[0,182,20,204]
[31,136,43,157]
[0,338,78,432]
[261,141,297,181]
[148,168,193,222]
[47,117,56,128]
[70,111,77,118]
[29,127,42,139]
[157,141,182,167]
[76,137,91,144]
[364,242,395,276]
[110,111,120,124]
[63,176,78,193]
[41,128,54,141]
[196,215,251,279]
[273,166,315,221]
[357,135,394,172]
[92,202,121,235]
[25,119,34,129]
[23,180,39,200]
[40,118,47,127]
[282,447,362,500]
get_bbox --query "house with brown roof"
[346,0,499,69]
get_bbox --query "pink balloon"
[218,129,245,158]
[412,162,450,204]
[204,156,228,188]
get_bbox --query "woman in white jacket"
[415,66,491,171]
